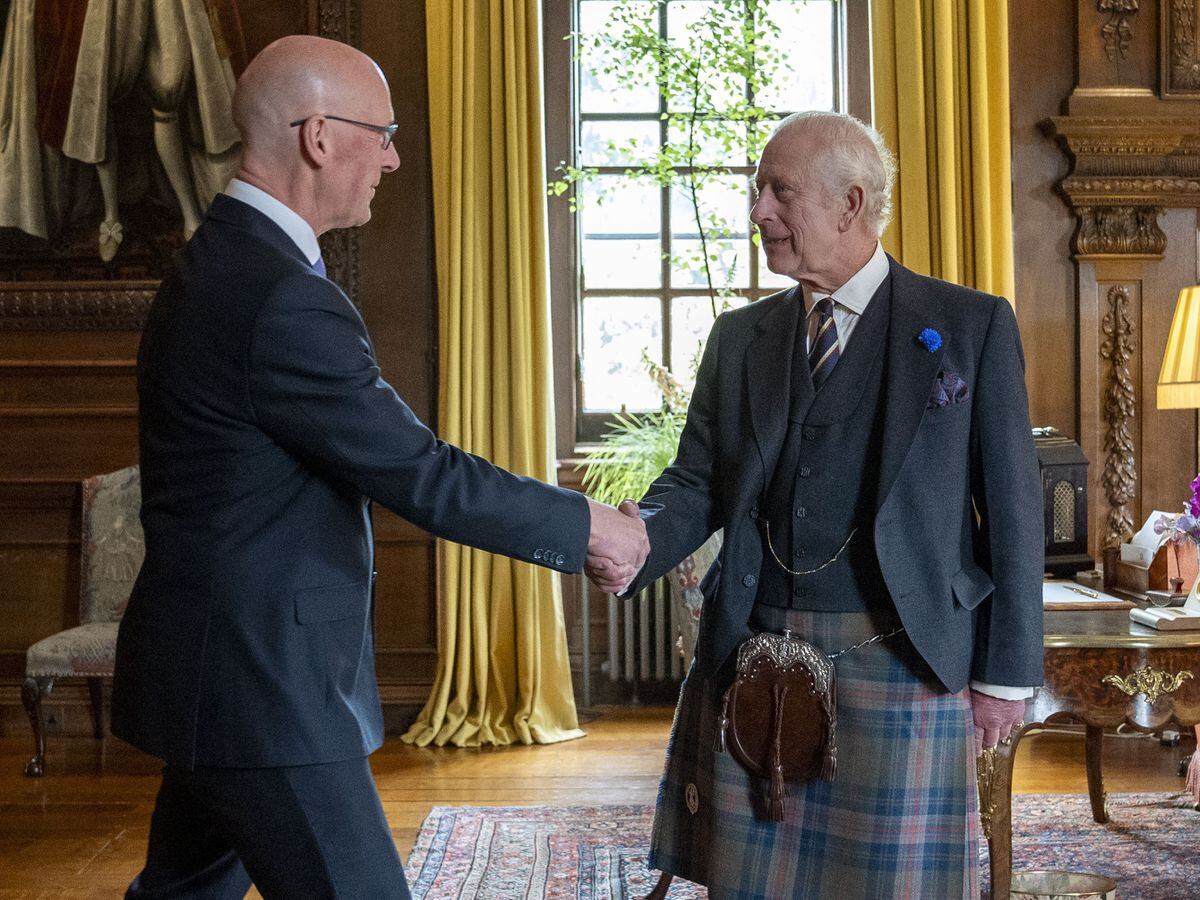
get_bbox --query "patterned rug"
[405,794,1197,899]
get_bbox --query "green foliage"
[580,408,686,506]
[580,350,693,504]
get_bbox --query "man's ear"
[840,184,865,232]
[297,117,330,168]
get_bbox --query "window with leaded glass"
[546,0,869,446]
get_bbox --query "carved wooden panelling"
[1074,205,1165,257]
[1099,284,1137,548]
[1163,0,1200,97]
[1100,1,1140,63]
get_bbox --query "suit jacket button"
[555,553,565,565]
[742,574,757,588]
[803,426,816,440]
[749,506,759,519]
[534,549,543,560]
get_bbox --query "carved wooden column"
[1046,3,1200,561]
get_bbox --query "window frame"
[544,0,872,458]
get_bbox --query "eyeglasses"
[290,114,399,150]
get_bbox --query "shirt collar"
[222,178,322,266]
[806,241,888,318]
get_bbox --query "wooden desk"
[980,609,1200,900]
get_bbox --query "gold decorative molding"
[975,727,1021,842]
[1164,0,1200,97]
[1099,285,1137,549]
[1100,1,1140,61]
[1102,665,1194,701]
[1061,177,1200,206]
[976,746,999,841]
[1046,115,1200,255]
[1074,206,1165,258]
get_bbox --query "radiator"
[579,576,684,705]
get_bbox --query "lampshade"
[1158,286,1200,409]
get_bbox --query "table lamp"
[1157,285,1200,612]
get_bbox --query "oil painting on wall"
[0,1,311,284]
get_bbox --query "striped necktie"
[312,256,327,279]
[809,296,840,390]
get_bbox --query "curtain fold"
[402,0,584,748]
[871,0,1014,300]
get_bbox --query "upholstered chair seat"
[25,622,121,680]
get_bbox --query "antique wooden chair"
[21,466,142,776]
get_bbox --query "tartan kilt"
[649,606,980,900]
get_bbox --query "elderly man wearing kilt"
[617,112,1043,899]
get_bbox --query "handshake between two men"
[584,498,649,595]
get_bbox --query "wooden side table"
[979,609,1200,900]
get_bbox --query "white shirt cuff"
[970,681,1036,701]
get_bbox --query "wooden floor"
[0,706,1190,897]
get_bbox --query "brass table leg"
[978,732,1021,900]
[1084,724,1108,824]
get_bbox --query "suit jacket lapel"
[746,289,802,493]
[875,258,947,513]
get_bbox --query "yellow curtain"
[402,0,584,747]
[871,0,1014,300]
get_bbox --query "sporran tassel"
[766,682,789,822]
[820,749,836,782]
[768,764,786,822]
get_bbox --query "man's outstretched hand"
[585,499,649,594]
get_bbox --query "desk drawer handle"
[1102,666,1193,703]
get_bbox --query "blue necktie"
[809,296,840,390]
[312,256,327,279]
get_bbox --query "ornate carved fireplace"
[1045,1,1200,559]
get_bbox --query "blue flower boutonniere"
[917,328,942,353]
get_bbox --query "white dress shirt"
[223,179,322,266]
[800,242,1034,702]
[802,241,890,355]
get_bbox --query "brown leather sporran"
[715,629,837,822]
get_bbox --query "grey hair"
[771,111,897,237]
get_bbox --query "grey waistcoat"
[755,276,894,613]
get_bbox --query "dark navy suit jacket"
[112,195,589,769]
[624,257,1044,693]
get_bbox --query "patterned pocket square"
[927,370,969,409]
